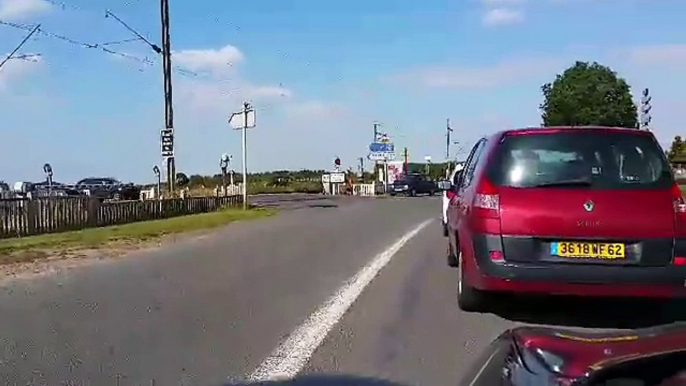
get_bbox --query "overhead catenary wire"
[101,11,205,79]
[0,24,40,70]
[11,53,42,62]
[105,10,161,54]
[0,4,260,82]
[0,19,154,65]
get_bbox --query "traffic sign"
[330,172,345,183]
[369,151,396,161]
[368,137,396,161]
[229,108,256,129]
[161,128,174,158]
[369,142,394,153]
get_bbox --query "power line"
[100,37,142,46]
[105,10,161,54]
[11,53,42,62]
[0,19,154,65]
[0,24,40,70]
[101,11,204,80]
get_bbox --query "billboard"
[387,161,405,184]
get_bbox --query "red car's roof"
[494,126,655,138]
[512,323,686,378]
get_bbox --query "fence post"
[87,198,100,227]
[26,198,37,235]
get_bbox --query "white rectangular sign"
[229,109,256,129]
[322,174,330,183]
[369,152,396,161]
[330,172,345,183]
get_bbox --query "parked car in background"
[76,177,141,201]
[32,181,83,197]
[442,162,464,237]
[389,173,437,196]
[440,126,686,312]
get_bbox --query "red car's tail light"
[489,250,504,262]
[674,257,686,266]
[474,177,500,219]
[507,128,565,136]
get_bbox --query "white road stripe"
[246,219,434,382]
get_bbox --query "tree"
[667,136,686,163]
[540,61,638,128]
[175,172,189,187]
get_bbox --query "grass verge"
[0,207,276,264]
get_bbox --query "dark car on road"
[389,173,437,197]
[461,323,686,386]
[33,181,83,197]
[440,126,686,312]
[76,177,141,201]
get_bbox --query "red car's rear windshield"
[486,130,673,190]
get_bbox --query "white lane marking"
[246,219,434,382]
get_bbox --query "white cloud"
[172,45,244,75]
[388,56,563,89]
[482,8,524,26]
[0,54,42,91]
[0,0,51,20]
[170,45,294,122]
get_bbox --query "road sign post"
[367,135,396,193]
[229,102,256,210]
[153,165,161,198]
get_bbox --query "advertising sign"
[387,161,405,184]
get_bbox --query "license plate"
[550,242,625,259]
[395,187,404,191]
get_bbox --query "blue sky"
[1,0,685,183]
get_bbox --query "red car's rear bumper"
[466,232,686,298]
[475,275,686,298]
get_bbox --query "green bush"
[247,181,322,195]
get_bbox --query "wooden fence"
[0,195,242,239]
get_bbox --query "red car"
[461,323,686,386]
[442,126,686,312]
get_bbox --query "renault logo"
[583,200,594,212]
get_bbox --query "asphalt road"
[0,195,683,385]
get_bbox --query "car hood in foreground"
[511,322,686,378]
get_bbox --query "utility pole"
[404,147,409,173]
[241,102,250,209]
[0,24,40,70]
[445,118,453,160]
[373,122,381,141]
[357,156,365,183]
[640,88,652,131]
[160,0,175,192]
[229,102,255,210]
